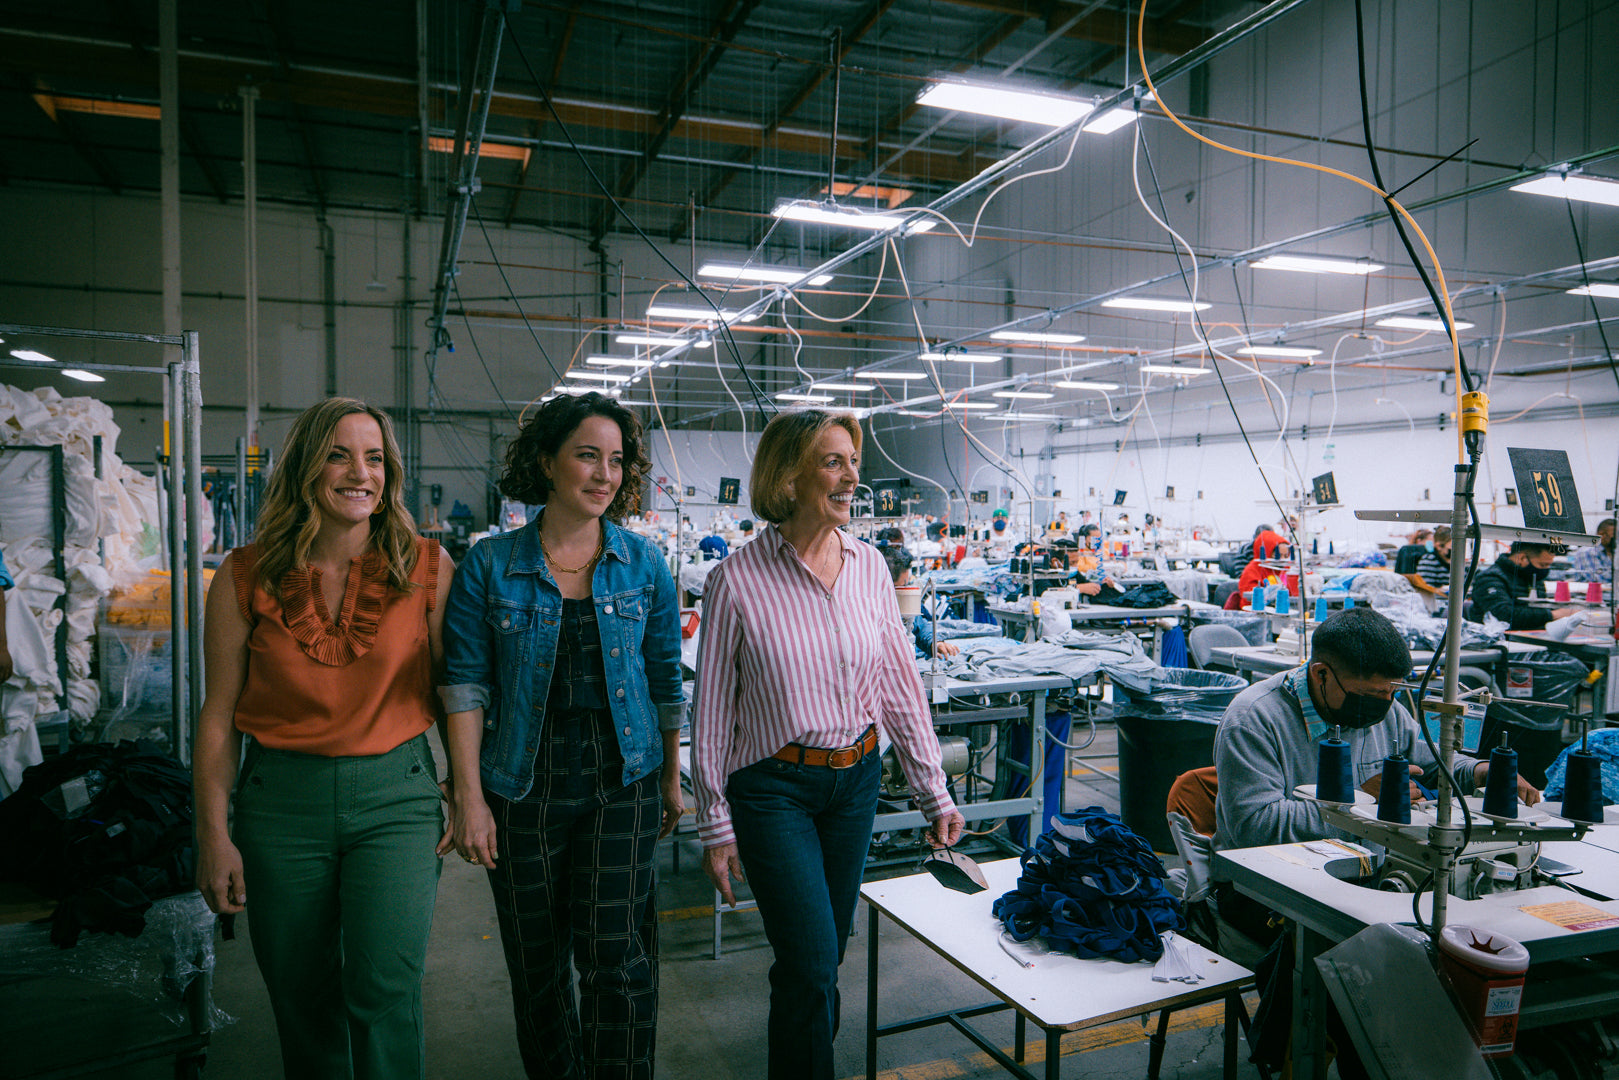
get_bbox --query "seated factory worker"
[1408,525,1452,595]
[1468,542,1579,629]
[1234,535,1291,600]
[1214,607,1538,854]
[883,546,958,659]
[1570,518,1615,584]
[1392,528,1432,575]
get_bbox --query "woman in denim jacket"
[440,392,685,1079]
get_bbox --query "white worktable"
[860,858,1252,1080]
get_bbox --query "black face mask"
[1319,666,1395,730]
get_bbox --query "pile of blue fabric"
[992,807,1183,963]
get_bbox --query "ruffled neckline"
[278,550,387,667]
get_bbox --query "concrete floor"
[94,725,1260,1080]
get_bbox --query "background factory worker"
[692,409,964,1080]
[1407,525,1452,596]
[1570,519,1615,584]
[1468,542,1579,629]
[882,544,959,659]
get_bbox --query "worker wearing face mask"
[1468,542,1581,629]
[1213,607,1537,854]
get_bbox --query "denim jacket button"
[502,617,511,628]
[604,604,615,614]
[623,727,631,736]
[610,647,620,657]
[615,688,626,699]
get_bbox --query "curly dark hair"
[500,392,648,521]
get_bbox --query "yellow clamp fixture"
[1460,390,1489,436]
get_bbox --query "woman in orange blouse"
[193,399,455,1080]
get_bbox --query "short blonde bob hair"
[749,410,863,524]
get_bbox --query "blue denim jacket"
[441,516,686,800]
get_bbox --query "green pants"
[234,733,444,1080]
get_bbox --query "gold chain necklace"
[540,529,603,574]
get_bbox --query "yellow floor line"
[844,997,1247,1080]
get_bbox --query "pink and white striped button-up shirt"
[691,523,956,848]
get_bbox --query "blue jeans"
[727,750,881,1080]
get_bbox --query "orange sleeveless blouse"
[230,536,442,756]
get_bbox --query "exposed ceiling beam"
[933,0,1206,54]
[676,0,898,244]
[0,31,1000,189]
[502,10,574,227]
[589,0,763,242]
[244,0,327,210]
[22,79,125,194]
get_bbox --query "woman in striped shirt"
[692,410,965,1080]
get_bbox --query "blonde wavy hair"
[252,398,419,599]
[750,410,863,524]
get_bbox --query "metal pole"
[1430,463,1473,935]
[167,361,186,761]
[159,0,180,375]
[185,334,206,753]
[235,435,246,547]
[242,85,260,454]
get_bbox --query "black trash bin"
[1479,652,1590,789]
[1112,670,1248,852]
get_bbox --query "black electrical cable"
[468,200,563,384]
[499,9,777,420]
[449,278,521,426]
[1134,130,1298,550]
[1353,0,1476,392]
[937,414,968,513]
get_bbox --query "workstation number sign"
[718,477,741,505]
[1311,471,1339,506]
[1506,448,1584,532]
[874,487,902,518]
[970,490,989,504]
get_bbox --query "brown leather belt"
[772,726,879,769]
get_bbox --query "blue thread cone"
[1314,597,1329,622]
[1252,584,1266,611]
[1317,734,1354,804]
[1377,754,1412,824]
[1482,739,1519,818]
[1343,595,1355,609]
[1274,587,1290,614]
[1561,750,1605,824]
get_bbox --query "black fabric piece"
[1393,544,1426,575]
[1094,582,1179,609]
[1247,926,1294,1071]
[0,740,196,947]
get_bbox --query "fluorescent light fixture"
[776,392,835,403]
[1250,255,1384,275]
[645,303,760,323]
[992,390,1055,400]
[1082,107,1138,135]
[916,80,1094,128]
[566,370,632,383]
[1000,412,1063,421]
[1140,364,1210,377]
[1568,284,1619,298]
[943,401,1000,411]
[853,370,926,380]
[989,330,1086,345]
[697,262,833,287]
[1510,173,1619,207]
[10,349,56,363]
[62,369,105,382]
[1102,297,1212,313]
[586,355,649,368]
[772,200,936,234]
[920,351,1002,363]
[614,333,711,349]
[1237,345,1323,358]
[813,382,870,392]
[894,409,936,417]
[1053,380,1120,391]
[1374,316,1475,331]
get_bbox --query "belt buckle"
[829,745,859,769]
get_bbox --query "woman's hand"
[933,640,960,659]
[196,834,247,915]
[704,842,747,907]
[658,765,684,840]
[1077,582,1102,597]
[441,789,499,868]
[927,809,966,849]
